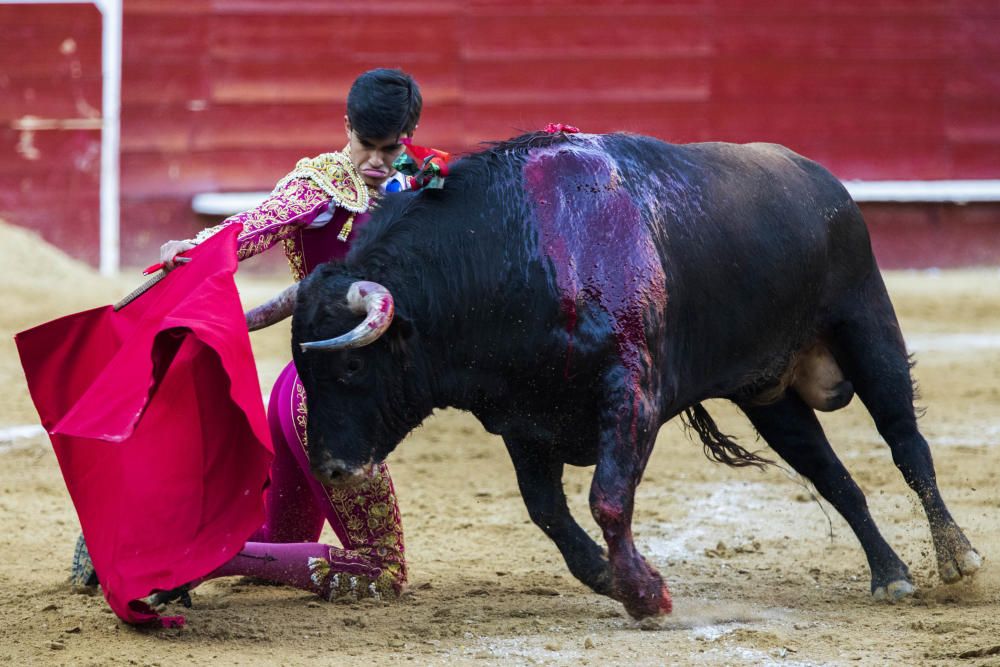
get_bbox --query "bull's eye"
[345,357,364,374]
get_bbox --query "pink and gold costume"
[192,148,406,599]
[194,150,373,278]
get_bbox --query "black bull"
[276,132,980,619]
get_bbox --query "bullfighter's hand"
[159,240,196,271]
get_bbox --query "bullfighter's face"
[344,116,408,187]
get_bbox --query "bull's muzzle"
[310,449,370,487]
[300,281,394,352]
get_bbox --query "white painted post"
[3,0,122,274]
[97,0,121,275]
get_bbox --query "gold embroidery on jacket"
[283,236,307,282]
[273,150,370,213]
[188,179,328,261]
[188,151,373,277]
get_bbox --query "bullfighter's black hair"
[347,68,422,139]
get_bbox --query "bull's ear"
[390,311,413,341]
[387,311,414,361]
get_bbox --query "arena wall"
[1,1,998,269]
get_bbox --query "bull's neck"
[348,192,523,415]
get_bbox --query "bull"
[257,131,981,619]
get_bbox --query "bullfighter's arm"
[188,178,332,261]
[187,151,371,262]
[245,283,297,331]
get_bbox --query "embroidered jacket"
[191,150,374,281]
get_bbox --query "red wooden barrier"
[1,1,998,268]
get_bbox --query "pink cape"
[15,225,273,626]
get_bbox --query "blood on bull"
[253,130,981,620]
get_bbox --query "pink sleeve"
[190,178,332,261]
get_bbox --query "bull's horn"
[299,280,395,352]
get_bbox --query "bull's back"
[601,134,876,402]
[522,136,670,382]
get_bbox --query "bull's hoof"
[659,585,673,614]
[872,579,915,602]
[939,549,983,584]
[621,581,673,619]
[931,521,982,585]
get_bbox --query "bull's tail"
[681,403,773,469]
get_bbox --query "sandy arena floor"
[1,221,998,666]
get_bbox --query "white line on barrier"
[0,425,46,453]
[907,333,1000,352]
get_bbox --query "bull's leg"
[589,383,671,619]
[831,274,981,585]
[504,438,613,596]
[740,392,914,599]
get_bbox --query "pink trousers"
[210,361,406,599]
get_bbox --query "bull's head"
[288,266,432,486]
